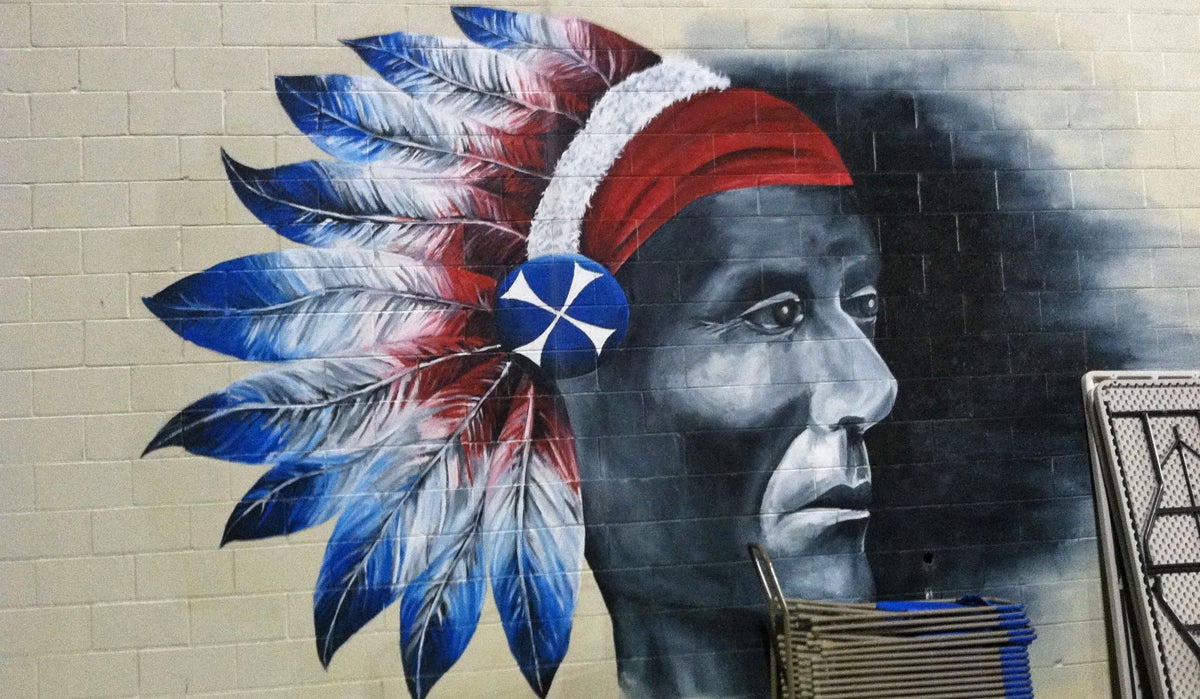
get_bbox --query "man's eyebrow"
[825,235,876,257]
[723,269,768,303]
[682,262,764,303]
[760,269,812,298]
[843,253,882,283]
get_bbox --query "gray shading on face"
[558,184,898,695]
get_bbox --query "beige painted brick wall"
[3,1,1199,697]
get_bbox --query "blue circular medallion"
[494,254,629,379]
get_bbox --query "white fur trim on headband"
[526,57,731,259]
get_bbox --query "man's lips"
[803,481,871,512]
[759,425,873,556]
[760,425,872,517]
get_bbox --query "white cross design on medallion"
[499,262,618,367]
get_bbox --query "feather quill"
[143,249,493,361]
[343,33,588,131]
[452,6,659,91]
[484,377,583,697]
[275,75,553,177]
[222,155,529,268]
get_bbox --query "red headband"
[579,88,852,272]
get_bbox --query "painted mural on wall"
[140,5,1191,698]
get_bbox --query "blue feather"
[142,351,490,463]
[452,6,544,51]
[342,33,585,130]
[313,454,420,667]
[483,385,583,696]
[222,154,528,265]
[142,359,393,463]
[143,248,488,361]
[400,522,486,699]
[311,438,469,670]
[276,74,437,163]
[222,455,360,544]
[389,358,514,695]
[451,6,659,89]
[485,491,580,696]
[273,75,549,176]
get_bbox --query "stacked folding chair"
[750,545,1036,699]
[1084,371,1200,699]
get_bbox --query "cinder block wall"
[3,1,1199,697]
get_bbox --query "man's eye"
[739,292,805,333]
[842,287,879,320]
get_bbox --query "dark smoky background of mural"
[718,50,1200,628]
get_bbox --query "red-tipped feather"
[483,375,583,695]
[488,376,579,490]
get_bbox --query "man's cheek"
[681,343,772,390]
[660,384,782,429]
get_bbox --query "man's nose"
[780,303,898,430]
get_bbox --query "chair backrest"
[1085,370,1200,699]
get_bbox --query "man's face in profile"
[566,185,897,609]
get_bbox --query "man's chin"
[770,549,874,602]
[761,514,874,602]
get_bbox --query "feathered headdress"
[143,6,850,698]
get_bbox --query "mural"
[140,5,1192,698]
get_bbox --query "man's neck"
[605,597,770,699]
